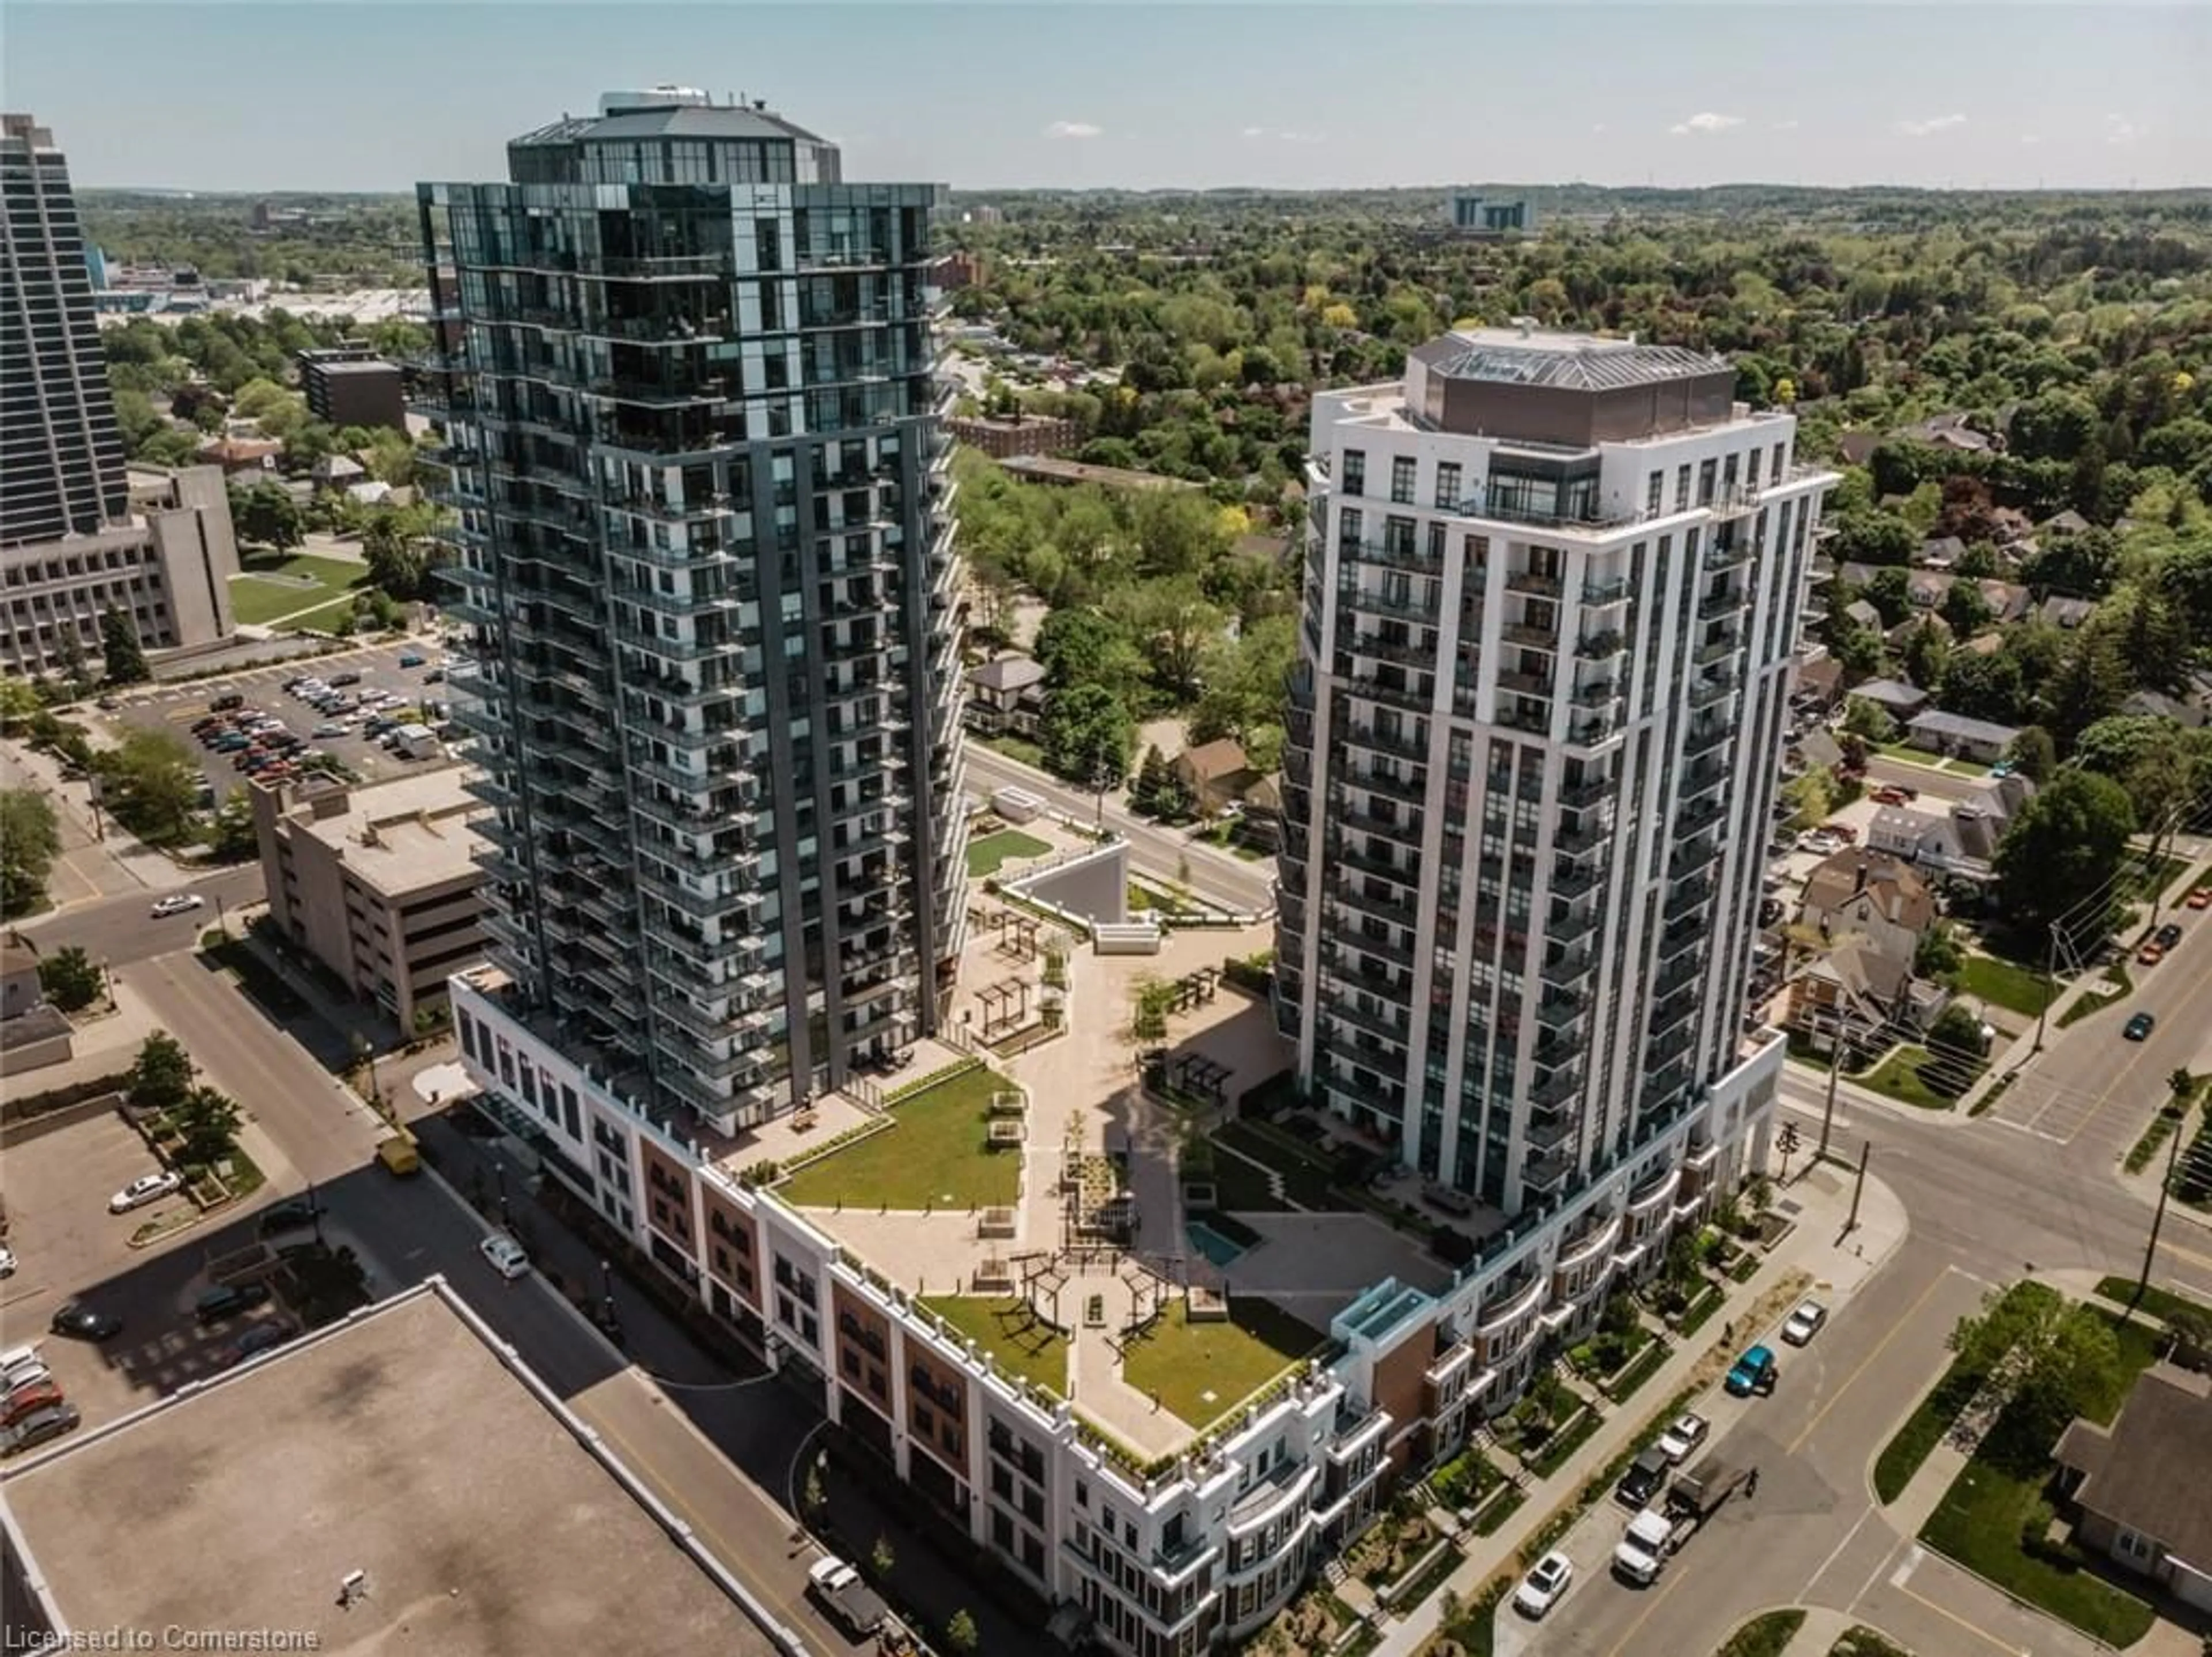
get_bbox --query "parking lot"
[96,636,459,800]
[0,1109,300,1435]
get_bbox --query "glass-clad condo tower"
[419,88,967,1138]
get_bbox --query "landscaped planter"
[1378,1536,1463,1613]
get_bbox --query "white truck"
[1611,1507,1680,1586]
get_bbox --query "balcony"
[1580,578,1631,608]
[1556,1212,1622,1272]
[1533,993,1588,1032]
[1525,1112,1575,1156]
[1343,723,1427,762]
[1497,669,1552,698]
[1691,672,1736,710]
[1693,638,1737,668]
[1475,1273,1544,1340]
[1504,569,1562,600]
[1343,630,1437,671]
[1698,589,1744,621]
[1343,536,1443,576]
[1523,1153,1575,1196]
[1575,629,1625,661]
[1683,721,1732,759]
[1344,674,1432,716]
[1500,622,1556,650]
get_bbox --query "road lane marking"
[1847,1534,1906,1611]
[1789,1266,1956,1456]
[1892,1578,2030,1656]
[1600,1560,1687,1657]
[1798,1504,1874,1602]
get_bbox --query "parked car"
[2,1380,65,1428]
[1725,1345,1778,1397]
[48,1302,122,1341]
[2154,922,2183,950]
[1797,830,1842,855]
[149,894,205,920]
[2124,1011,2157,1041]
[110,1170,183,1212]
[2136,941,2165,967]
[257,1199,323,1236]
[1656,1412,1709,1464]
[1615,1445,1672,1508]
[1514,1552,1574,1618]
[2188,886,2212,911]
[0,1246,13,1279]
[423,667,445,683]
[1782,1300,1829,1345]
[217,1320,298,1368]
[194,1283,273,1325]
[398,651,426,668]
[312,721,351,738]
[329,671,362,687]
[479,1234,530,1280]
[209,693,244,712]
[1,1402,81,1457]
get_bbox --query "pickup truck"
[1667,1455,1749,1522]
[807,1556,887,1636]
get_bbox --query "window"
[1698,459,1718,505]
[1646,472,1664,517]
[1389,455,1418,505]
[1341,451,1366,496]
[1745,448,1762,490]
[1434,461,1461,509]
[1675,466,1692,512]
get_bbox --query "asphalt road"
[17,865,265,969]
[962,743,1278,913]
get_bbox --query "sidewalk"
[0,737,188,898]
[1373,1159,1912,1656]
[1776,1606,1857,1657]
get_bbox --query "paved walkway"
[0,737,190,899]
[1373,1161,1912,1656]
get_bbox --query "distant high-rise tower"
[1445,190,1533,236]
[1280,324,1832,1250]
[1,112,128,545]
[423,88,967,1138]
[1,113,238,676]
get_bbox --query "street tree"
[231,479,304,551]
[209,787,260,861]
[944,1610,980,1657]
[1914,920,1966,981]
[99,607,150,686]
[0,676,40,735]
[1991,769,2135,949]
[127,1031,197,1114]
[92,729,201,845]
[0,789,61,917]
[172,1084,243,1168]
[36,945,103,1013]
[1039,682,1134,786]
[1921,1003,1990,1094]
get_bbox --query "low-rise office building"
[298,343,407,430]
[253,769,486,1030]
[1,464,240,675]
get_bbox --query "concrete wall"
[1009,840,1128,928]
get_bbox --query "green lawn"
[1919,1308,2163,1650]
[967,827,1052,878]
[779,1064,1020,1210]
[1121,1296,1323,1431]
[1826,1628,1915,1657]
[2094,1274,2212,1327]
[979,734,1047,770]
[1854,1044,1983,1111]
[919,1295,1067,1395]
[1874,1281,2060,1504]
[1715,1610,1806,1657]
[228,553,370,627]
[1952,952,2056,1019]
[2127,854,2191,902]
[2056,963,2133,1030]
[1212,1120,1350,1210]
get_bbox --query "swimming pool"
[1185,1219,1248,1266]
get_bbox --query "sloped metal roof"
[512,104,825,148]
[1413,328,1728,393]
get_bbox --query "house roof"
[2120,690,2208,730]
[1851,679,1931,713]
[1801,850,1937,937]
[1907,709,2021,748]
[2044,509,2093,536]
[1796,658,1844,698]
[0,933,38,978]
[1797,729,1844,769]
[2039,596,2099,629]
[1844,599,1883,630]
[2056,1364,2212,1572]
[965,655,1046,694]
[1803,937,1914,1010]
[1175,738,1251,781]
[1243,774,1283,811]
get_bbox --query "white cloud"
[1895,113,1967,138]
[1240,126,1267,139]
[1044,120,1102,141]
[2105,114,2143,145]
[1590,122,1608,135]
[1772,119,1800,132]
[1669,111,1744,137]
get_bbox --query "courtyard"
[777,1061,1022,1212]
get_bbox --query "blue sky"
[10,3,2207,193]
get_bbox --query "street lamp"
[599,1257,620,1333]
[492,1163,511,1228]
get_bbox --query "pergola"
[975,977,1031,1035]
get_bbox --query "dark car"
[1615,1446,1671,1509]
[194,1283,273,1325]
[1,1402,82,1457]
[328,671,362,687]
[2124,1011,2157,1042]
[2154,923,2183,950]
[256,1199,323,1237]
[49,1301,123,1341]
[209,693,244,712]
[217,1320,298,1368]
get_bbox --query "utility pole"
[1817,1038,1843,1163]
[2135,1110,2186,1310]
[1845,1140,1870,1236]
[2032,920,2059,1054]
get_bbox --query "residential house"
[1955,631,2005,659]
[1791,728,1845,775]
[1906,572,1949,610]
[0,933,40,1020]
[1789,939,1946,1054]
[1837,430,1882,466]
[1919,535,1967,569]
[1799,850,1938,967]
[1843,598,1883,633]
[1169,739,1258,818]
[2054,1364,2212,1612]
[2039,595,2099,631]
[0,933,74,1077]
[1906,709,2020,765]
[196,433,283,475]
[1792,657,1845,711]
[1237,774,1285,852]
[2120,689,2208,730]
[1976,579,2032,623]
[312,454,367,489]
[2043,509,2093,538]
[963,654,1047,739]
[1851,679,1931,721]
[1907,412,2000,454]
[1868,777,2031,878]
